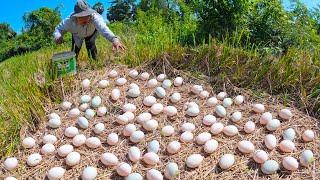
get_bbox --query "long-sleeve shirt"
[53,12,118,47]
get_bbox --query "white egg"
[186,154,203,168]
[173,77,183,86]
[5,176,17,180]
[162,79,172,89]
[223,125,238,136]
[126,173,143,180]
[127,88,141,98]
[253,150,268,164]
[300,150,314,167]
[57,144,73,157]
[238,140,255,154]
[123,124,137,137]
[108,70,118,78]
[259,112,273,125]
[186,106,200,117]
[160,125,175,137]
[231,111,242,123]
[41,143,55,155]
[85,137,101,149]
[264,134,277,150]
[72,134,86,147]
[234,95,244,105]
[244,121,256,134]
[97,106,107,116]
[123,112,134,122]
[215,105,227,117]
[129,69,139,79]
[150,103,164,115]
[101,153,118,166]
[47,167,65,180]
[117,162,132,176]
[222,98,233,107]
[266,119,281,131]
[136,112,152,124]
[111,88,121,101]
[219,154,235,170]
[157,74,166,82]
[204,139,218,154]
[116,115,129,125]
[282,128,296,141]
[27,153,42,166]
[143,96,157,106]
[279,108,293,120]
[163,106,178,116]
[43,134,57,144]
[167,141,181,154]
[302,130,315,142]
[81,79,90,89]
[148,140,160,153]
[68,108,80,118]
[199,91,210,99]
[143,152,160,165]
[82,166,97,180]
[128,146,141,163]
[155,87,166,98]
[85,109,95,119]
[181,122,196,132]
[143,119,159,131]
[147,169,163,180]
[66,152,81,166]
[185,101,199,109]
[279,140,296,153]
[130,131,145,143]
[3,157,18,171]
[77,117,89,129]
[180,131,194,143]
[170,92,181,103]
[282,156,299,171]
[196,132,212,145]
[122,103,136,112]
[207,97,218,106]
[165,162,179,180]
[217,92,227,100]
[116,78,127,86]
[129,83,140,90]
[191,85,203,94]
[61,101,72,110]
[252,103,265,113]
[107,133,119,146]
[81,95,92,103]
[64,126,79,138]
[91,96,102,108]
[22,137,36,149]
[147,79,158,88]
[261,160,279,174]
[48,118,61,129]
[48,112,60,120]
[140,72,150,81]
[202,115,216,126]
[93,123,105,134]
[79,103,90,111]
[98,79,109,88]
[210,122,224,135]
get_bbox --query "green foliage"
[93,2,104,15]
[0,23,16,40]
[107,0,137,22]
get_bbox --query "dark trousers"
[71,30,98,60]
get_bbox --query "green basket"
[51,51,77,78]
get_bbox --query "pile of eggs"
[2,68,317,179]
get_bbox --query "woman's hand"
[112,38,126,52]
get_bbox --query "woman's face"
[76,15,91,25]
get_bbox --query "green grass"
[0,24,319,157]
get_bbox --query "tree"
[93,2,104,15]
[0,23,16,40]
[107,0,137,22]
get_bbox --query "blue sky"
[1,0,319,33]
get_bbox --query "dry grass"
[1,63,319,179]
